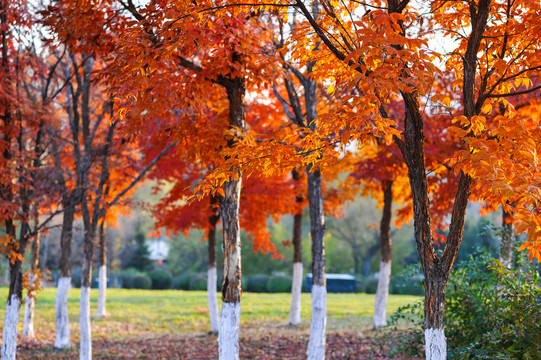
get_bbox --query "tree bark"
[500,207,514,267]
[96,218,107,318]
[23,213,41,338]
[54,203,74,349]
[208,196,220,335]
[218,72,246,360]
[306,167,326,360]
[373,180,393,330]
[289,169,304,326]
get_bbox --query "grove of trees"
[0,0,540,359]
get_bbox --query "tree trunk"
[23,213,41,338]
[373,181,393,330]
[500,207,514,268]
[55,203,74,349]
[208,197,220,335]
[306,168,326,360]
[218,73,246,360]
[424,271,448,360]
[96,218,107,318]
[289,169,304,326]
[79,227,96,360]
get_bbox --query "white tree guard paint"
[96,265,107,318]
[307,285,327,360]
[425,328,447,360]
[289,262,303,326]
[218,302,241,360]
[373,261,391,330]
[54,277,71,348]
[23,295,35,338]
[1,294,21,360]
[208,267,220,334]
[79,286,92,360]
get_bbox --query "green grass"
[0,287,420,342]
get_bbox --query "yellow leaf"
[217,188,225,197]
[481,103,492,114]
[327,84,335,94]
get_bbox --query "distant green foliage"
[148,270,173,290]
[188,274,207,291]
[126,221,154,272]
[116,268,144,289]
[174,274,192,290]
[266,275,292,293]
[132,274,152,289]
[71,268,82,288]
[245,275,269,293]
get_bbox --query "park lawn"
[0,287,421,359]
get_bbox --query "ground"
[0,288,422,359]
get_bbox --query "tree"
[288,0,541,358]
[126,221,153,272]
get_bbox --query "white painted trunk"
[425,328,447,360]
[207,267,220,334]
[373,261,391,330]
[218,302,241,360]
[79,286,92,360]
[1,294,21,360]
[307,285,327,360]
[289,262,303,326]
[96,265,107,318]
[54,277,71,348]
[22,295,35,338]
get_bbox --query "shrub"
[71,268,82,288]
[132,274,152,289]
[174,274,192,290]
[267,275,292,293]
[445,253,541,359]
[390,275,424,296]
[245,274,269,293]
[355,276,366,293]
[148,270,173,290]
[364,276,379,294]
[188,274,207,291]
[380,251,541,359]
[117,268,143,289]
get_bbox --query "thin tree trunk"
[500,207,514,268]
[54,203,74,349]
[96,218,107,318]
[79,224,96,360]
[23,213,41,338]
[306,168,326,360]
[289,169,303,326]
[218,72,246,360]
[208,196,220,335]
[373,180,393,330]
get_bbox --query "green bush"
[390,275,424,296]
[445,253,541,359]
[364,276,379,294]
[117,268,143,289]
[189,274,207,291]
[174,274,192,290]
[71,268,82,288]
[267,275,292,293]
[148,270,173,290]
[381,252,541,359]
[246,275,269,293]
[131,274,152,289]
[355,276,366,293]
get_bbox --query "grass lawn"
[0,287,421,359]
